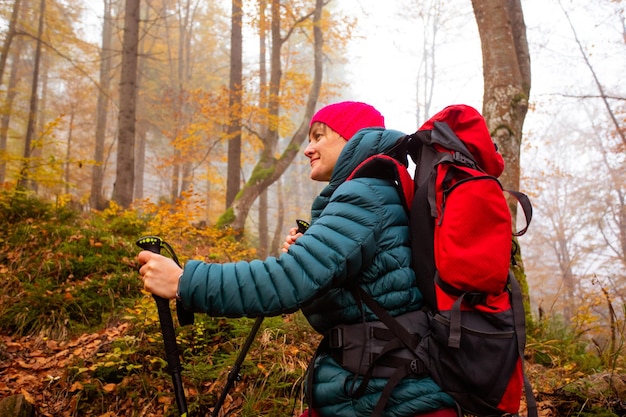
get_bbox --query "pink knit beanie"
[310,101,385,140]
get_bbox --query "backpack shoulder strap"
[347,152,414,212]
[507,190,533,236]
[509,273,539,417]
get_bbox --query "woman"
[138,101,456,417]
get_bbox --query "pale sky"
[337,0,625,138]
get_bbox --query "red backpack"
[347,104,537,417]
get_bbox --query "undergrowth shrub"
[135,190,258,264]
[0,192,144,338]
[527,315,605,373]
[2,190,624,416]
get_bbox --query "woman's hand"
[281,226,303,253]
[137,251,183,299]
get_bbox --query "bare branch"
[559,0,626,147]
[549,93,626,102]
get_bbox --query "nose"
[304,142,315,158]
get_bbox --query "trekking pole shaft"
[211,316,264,417]
[154,295,188,416]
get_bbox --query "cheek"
[328,143,345,164]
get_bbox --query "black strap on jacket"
[350,287,430,417]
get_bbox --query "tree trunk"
[472,0,530,208]
[178,0,194,198]
[414,0,441,124]
[112,0,140,208]
[269,176,285,256]
[134,1,151,202]
[226,0,243,208]
[0,37,23,185]
[64,108,75,195]
[134,121,146,201]
[18,0,45,191]
[0,0,22,88]
[222,0,324,232]
[32,51,49,194]
[167,1,196,201]
[257,0,269,256]
[472,0,532,321]
[91,0,113,210]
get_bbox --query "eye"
[309,132,322,143]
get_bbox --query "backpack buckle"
[409,358,427,375]
[464,292,487,306]
[327,327,344,348]
[452,151,476,169]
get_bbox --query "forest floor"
[1,323,132,416]
[1,321,624,416]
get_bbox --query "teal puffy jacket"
[179,128,454,417]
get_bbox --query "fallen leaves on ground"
[0,323,130,416]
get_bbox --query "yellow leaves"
[134,189,255,264]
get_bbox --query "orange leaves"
[0,322,131,415]
[20,389,35,405]
[103,383,117,393]
[69,381,83,392]
[89,238,103,248]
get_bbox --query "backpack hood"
[418,104,505,177]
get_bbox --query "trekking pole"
[211,219,308,416]
[136,236,190,417]
[211,316,264,417]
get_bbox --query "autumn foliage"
[0,190,321,416]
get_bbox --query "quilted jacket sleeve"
[177,178,387,319]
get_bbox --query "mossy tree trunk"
[220,0,325,232]
[472,0,533,321]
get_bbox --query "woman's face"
[304,122,347,182]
